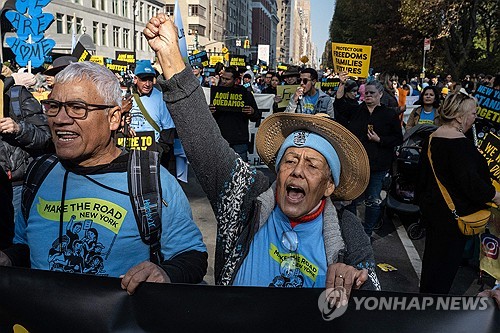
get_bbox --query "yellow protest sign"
[210,55,224,66]
[90,55,105,65]
[276,85,298,109]
[331,42,372,78]
[116,131,157,151]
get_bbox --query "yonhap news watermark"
[319,287,490,321]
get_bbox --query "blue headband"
[275,130,341,186]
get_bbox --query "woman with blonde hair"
[417,90,500,294]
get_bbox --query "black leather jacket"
[0,84,51,183]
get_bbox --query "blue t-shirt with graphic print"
[418,109,435,125]
[129,87,175,142]
[233,205,327,287]
[14,162,206,277]
[301,91,320,114]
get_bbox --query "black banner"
[0,266,498,332]
[71,42,91,62]
[116,131,157,151]
[210,86,252,112]
[229,55,247,67]
[105,58,129,74]
[320,78,341,96]
[115,51,136,64]
[188,51,209,67]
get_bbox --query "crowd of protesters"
[0,14,499,311]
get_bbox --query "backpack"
[21,150,164,264]
[0,85,48,182]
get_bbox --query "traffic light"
[244,39,250,49]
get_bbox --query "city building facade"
[251,0,278,69]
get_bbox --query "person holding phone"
[335,72,403,238]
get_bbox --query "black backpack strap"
[21,154,59,221]
[128,150,163,264]
[9,85,23,122]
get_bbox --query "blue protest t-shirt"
[418,109,435,125]
[301,91,320,114]
[129,87,175,141]
[233,205,327,287]
[14,162,206,277]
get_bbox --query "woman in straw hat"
[144,14,380,296]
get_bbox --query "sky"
[310,0,335,58]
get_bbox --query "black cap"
[44,56,78,76]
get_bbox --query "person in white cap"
[144,14,380,300]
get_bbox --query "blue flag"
[174,0,188,61]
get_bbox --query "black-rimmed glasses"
[300,78,313,85]
[41,99,116,120]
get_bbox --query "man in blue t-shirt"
[129,60,176,173]
[285,68,334,118]
[0,62,207,295]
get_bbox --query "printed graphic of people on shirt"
[269,256,305,288]
[47,216,108,276]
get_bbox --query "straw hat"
[256,113,370,201]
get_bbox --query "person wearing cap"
[129,60,176,171]
[43,56,78,91]
[284,68,334,118]
[145,14,380,297]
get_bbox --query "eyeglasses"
[41,99,116,119]
[281,230,299,277]
[300,78,312,85]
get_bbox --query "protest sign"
[210,86,251,112]
[475,85,500,125]
[277,64,288,71]
[229,55,247,67]
[105,59,128,74]
[116,131,157,151]
[479,133,500,183]
[115,51,136,64]
[331,42,372,78]
[90,55,105,65]
[474,85,500,146]
[5,1,55,68]
[320,78,340,96]
[276,85,299,109]
[188,51,209,67]
[210,55,224,66]
[72,42,91,62]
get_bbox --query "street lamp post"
[133,0,137,57]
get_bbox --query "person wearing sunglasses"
[144,15,380,299]
[284,68,334,118]
[0,61,208,295]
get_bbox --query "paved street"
[181,166,495,294]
